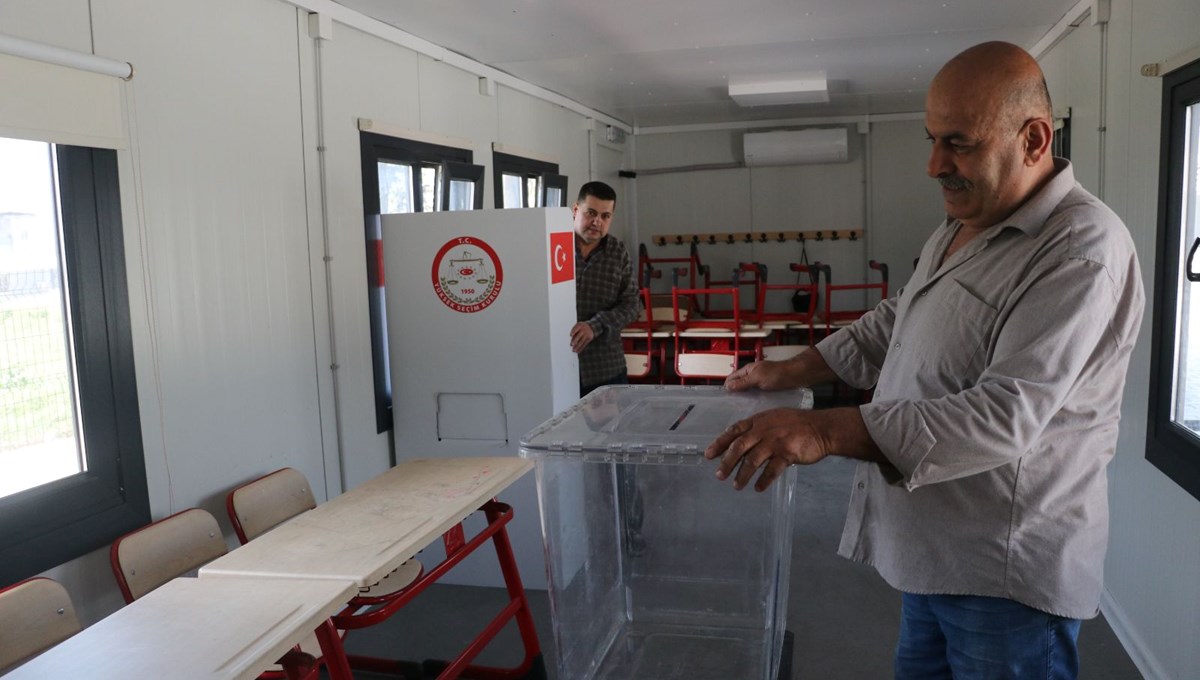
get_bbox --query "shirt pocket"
[911,278,998,382]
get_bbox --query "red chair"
[0,577,80,673]
[730,262,765,323]
[109,508,324,680]
[756,262,821,347]
[813,261,889,337]
[672,287,743,383]
[624,286,666,383]
[691,243,737,318]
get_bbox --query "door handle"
[1188,237,1200,283]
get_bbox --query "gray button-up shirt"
[817,160,1144,619]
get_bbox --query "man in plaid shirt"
[570,181,641,396]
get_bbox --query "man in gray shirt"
[704,42,1143,679]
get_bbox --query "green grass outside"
[0,304,75,448]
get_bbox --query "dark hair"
[576,181,617,205]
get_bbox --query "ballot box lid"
[519,384,812,463]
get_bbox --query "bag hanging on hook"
[791,240,816,313]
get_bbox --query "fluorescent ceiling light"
[728,71,829,106]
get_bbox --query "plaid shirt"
[576,234,640,386]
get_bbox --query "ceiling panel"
[335,0,1080,128]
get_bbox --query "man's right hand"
[725,361,794,392]
[724,347,838,392]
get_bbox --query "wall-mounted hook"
[815,231,824,241]
[674,235,683,245]
[743,233,753,244]
[691,235,700,244]
[798,234,806,243]
[759,233,768,243]
[777,232,787,243]
[848,230,859,241]
[830,231,840,241]
[656,237,666,247]
[707,234,717,245]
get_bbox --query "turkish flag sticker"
[549,232,574,284]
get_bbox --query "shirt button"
[920,290,928,297]
[893,342,901,349]
[857,482,865,490]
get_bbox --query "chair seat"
[625,353,652,377]
[676,353,737,377]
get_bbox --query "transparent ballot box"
[520,385,812,680]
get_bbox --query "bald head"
[923,42,1057,230]
[930,41,1052,134]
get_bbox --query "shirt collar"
[988,157,1076,239]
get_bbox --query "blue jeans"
[895,593,1082,680]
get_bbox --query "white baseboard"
[1099,589,1170,680]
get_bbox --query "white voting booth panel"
[383,208,579,589]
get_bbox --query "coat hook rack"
[645,229,865,247]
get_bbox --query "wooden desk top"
[199,457,533,588]
[4,577,356,680]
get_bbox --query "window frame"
[359,132,476,433]
[1147,57,1200,502]
[0,144,149,583]
[492,151,566,208]
[440,160,485,210]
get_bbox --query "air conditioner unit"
[743,127,848,167]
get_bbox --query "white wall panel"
[90,0,328,524]
[636,129,741,168]
[0,0,92,52]
[496,84,594,227]
[417,55,499,206]
[317,23,422,489]
[1040,24,1103,194]
[867,119,946,290]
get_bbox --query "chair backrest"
[227,467,317,544]
[672,287,742,381]
[731,262,764,322]
[110,508,228,603]
[0,577,80,671]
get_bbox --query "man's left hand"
[704,407,833,491]
[570,322,596,353]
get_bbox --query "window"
[359,132,483,432]
[1052,113,1071,160]
[493,151,568,208]
[0,138,149,583]
[1148,57,1200,501]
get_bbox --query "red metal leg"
[332,501,545,680]
[315,619,354,680]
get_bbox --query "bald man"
[704,42,1143,679]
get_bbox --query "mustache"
[938,175,972,191]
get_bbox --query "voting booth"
[382,208,579,589]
